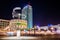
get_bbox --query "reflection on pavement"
[0,35,60,40]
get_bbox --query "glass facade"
[22,5,33,28]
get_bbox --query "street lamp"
[34,25,37,36]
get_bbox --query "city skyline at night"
[1,0,60,40]
[0,0,60,26]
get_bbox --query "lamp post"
[34,25,36,36]
[16,13,21,37]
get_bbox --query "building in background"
[9,19,27,30]
[0,19,10,29]
[0,19,27,30]
[22,5,33,29]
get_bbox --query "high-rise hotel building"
[22,5,33,29]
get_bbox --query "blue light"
[48,24,52,27]
[23,5,29,9]
[22,4,28,8]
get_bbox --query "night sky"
[0,0,60,26]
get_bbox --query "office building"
[22,5,33,28]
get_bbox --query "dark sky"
[0,0,60,26]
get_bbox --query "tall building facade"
[22,5,33,28]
